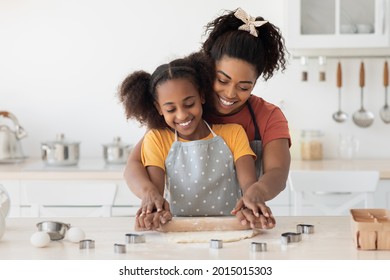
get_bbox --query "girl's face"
[155,78,208,141]
[213,56,258,115]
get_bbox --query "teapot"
[0,111,27,162]
[0,185,10,240]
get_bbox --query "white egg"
[30,232,51,248]
[65,227,86,243]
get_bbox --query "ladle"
[332,62,348,122]
[352,62,374,128]
[380,61,390,124]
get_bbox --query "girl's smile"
[156,78,209,140]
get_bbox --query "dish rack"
[350,209,390,250]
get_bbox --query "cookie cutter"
[125,233,145,244]
[297,224,315,234]
[79,239,95,250]
[210,239,223,249]
[114,243,126,254]
[281,232,302,245]
[251,242,267,252]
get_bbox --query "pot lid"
[103,137,131,148]
[43,133,80,145]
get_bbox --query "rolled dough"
[162,229,260,243]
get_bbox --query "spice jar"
[300,130,323,160]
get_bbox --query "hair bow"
[234,8,268,37]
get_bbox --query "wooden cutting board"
[135,217,251,232]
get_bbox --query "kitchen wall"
[1,0,389,161]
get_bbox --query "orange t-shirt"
[207,95,291,148]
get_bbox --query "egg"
[65,227,86,243]
[30,232,51,248]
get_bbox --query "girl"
[124,8,291,229]
[119,52,257,229]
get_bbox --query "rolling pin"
[135,217,252,232]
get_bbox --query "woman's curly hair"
[202,8,287,80]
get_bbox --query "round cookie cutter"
[297,224,315,234]
[251,242,267,252]
[114,243,126,254]
[125,233,145,244]
[210,239,223,249]
[79,239,95,249]
[281,232,302,245]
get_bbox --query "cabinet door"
[267,187,291,216]
[20,181,117,217]
[285,0,390,49]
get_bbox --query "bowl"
[36,221,70,241]
[356,24,373,34]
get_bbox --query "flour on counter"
[162,229,260,243]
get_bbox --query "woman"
[124,8,291,229]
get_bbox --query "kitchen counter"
[291,159,390,179]
[1,216,389,260]
[1,158,390,180]
[0,158,125,180]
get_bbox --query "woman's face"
[155,78,208,140]
[213,56,258,115]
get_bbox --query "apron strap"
[174,120,216,141]
[246,100,261,141]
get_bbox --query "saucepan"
[41,134,80,166]
[103,137,133,165]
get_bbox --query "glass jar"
[300,130,323,160]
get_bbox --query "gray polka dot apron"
[247,101,263,178]
[165,122,241,217]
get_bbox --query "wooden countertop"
[1,216,389,260]
[1,158,390,180]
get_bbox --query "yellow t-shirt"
[141,123,256,171]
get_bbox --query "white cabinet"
[1,179,141,217]
[285,0,390,51]
[267,186,291,216]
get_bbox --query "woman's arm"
[233,138,290,228]
[124,138,167,212]
[136,165,172,230]
[254,138,291,200]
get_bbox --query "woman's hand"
[136,209,172,230]
[232,184,276,229]
[138,188,168,215]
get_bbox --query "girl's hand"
[136,209,172,230]
[232,184,276,229]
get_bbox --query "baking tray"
[350,208,390,250]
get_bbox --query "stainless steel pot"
[103,137,133,165]
[41,134,80,166]
[0,111,27,163]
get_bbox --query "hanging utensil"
[332,62,348,123]
[380,61,390,124]
[300,56,308,81]
[352,62,374,128]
